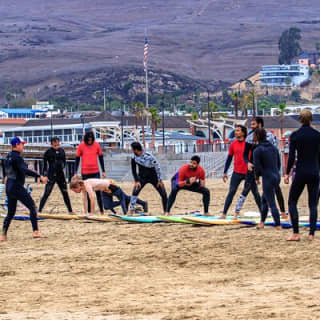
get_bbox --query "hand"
[3,176,7,185]
[284,174,289,184]
[40,176,48,184]
[157,180,164,188]
[189,177,197,185]
[248,163,254,171]
[73,174,78,179]
[101,172,106,178]
[256,179,260,185]
[134,181,141,189]
[222,174,228,183]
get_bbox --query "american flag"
[144,36,148,72]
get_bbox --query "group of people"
[1,110,320,242]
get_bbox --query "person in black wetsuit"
[130,142,167,214]
[235,117,287,219]
[38,137,74,214]
[0,137,48,242]
[253,129,282,230]
[284,110,320,241]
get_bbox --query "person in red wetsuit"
[74,131,106,214]
[166,155,210,215]
[220,125,254,219]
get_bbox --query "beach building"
[260,64,309,87]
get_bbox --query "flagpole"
[144,29,149,121]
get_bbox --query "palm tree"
[276,103,288,137]
[230,92,240,119]
[149,107,161,149]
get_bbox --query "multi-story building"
[260,64,309,87]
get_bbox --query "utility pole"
[121,104,124,149]
[161,97,165,152]
[103,87,106,112]
[207,89,211,148]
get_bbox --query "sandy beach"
[1,179,320,320]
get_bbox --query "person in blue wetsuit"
[284,110,320,241]
[253,128,282,230]
[0,137,48,242]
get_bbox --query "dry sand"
[1,179,320,320]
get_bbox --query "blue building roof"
[0,108,46,115]
[299,53,310,59]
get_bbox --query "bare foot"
[281,213,289,220]
[69,212,76,215]
[220,214,226,220]
[32,231,47,239]
[275,225,282,231]
[256,222,264,229]
[0,235,7,242]
[233,214,238,220]
[309,235,315,241]
[287,234,300,241]
[164,212,170,216]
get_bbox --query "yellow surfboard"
[37,214,83,220]
[183,216,240,225]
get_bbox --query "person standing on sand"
[235,117,287,219]
[285,110,320,241]
[166,155,210,215]
[220,125,249,220]
[38,137,74,215]
[130,142,167,214]
[253,128,282,230]
[0,137,48,241]
[74,131,105,214]
[70,177,147,215]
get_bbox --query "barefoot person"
[74,131,105,214]
[1,137,48,241]
[70,177,147,215]
[253,129,282,230]
[130,142,167,214]
[221,125,248,220]
[166,155,210,215]
[285,110,320,241]
[38,137,74,215]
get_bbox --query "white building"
[260,64,309,87]
[271,104,320,116]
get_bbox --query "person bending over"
[253,128,282,230]
[130,142,167,213]
[1,137,47,241]
[38,136,74,214]
[70,177,147,215]
[166,155,210,215]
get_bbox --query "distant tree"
[290,90,301,102]
[221,89,232,106]
[285,77,292,86]
[230,92,240,119]
[276,103,288,136]
[11,98,37,109]
[316,41,320,53]
[5,91,16,108]
[278,27,302,64]
[191,112,199,120]
[149,106,161,148]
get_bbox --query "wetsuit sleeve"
[15,157,40,178]
[98,155,105,173]
[286,133,297,175]
[224,155,233,174]
[42,150,49,176]
[253,149,262,178]
[243,142,252,164]
[131,158,139,182]
[61,149,66,169]
[75,157,80,173]
[277,151,281,171]
[152,156,162,181]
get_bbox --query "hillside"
[1,0,320,102]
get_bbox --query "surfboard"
[115,215,164,223]
[183,216,240,225]
[37,214,83,220]
[0,214,45,221]
[157,216,195,224]
[84,215,119,222]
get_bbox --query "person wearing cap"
[0,137,48,241]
